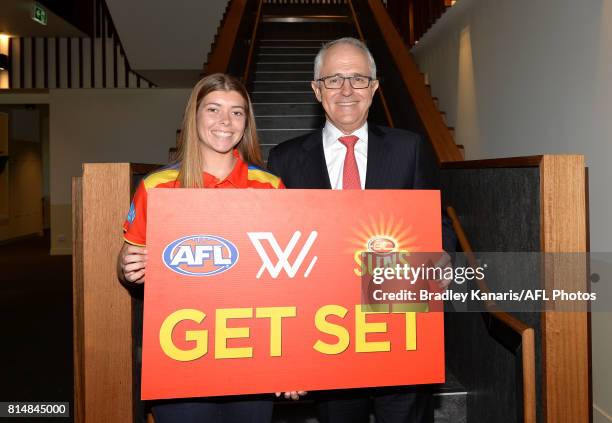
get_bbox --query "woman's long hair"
[177,73,263,188]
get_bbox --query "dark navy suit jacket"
[267,124,456,252]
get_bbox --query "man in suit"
[267,37,454,423]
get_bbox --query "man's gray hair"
[313,37,377,81]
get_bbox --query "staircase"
[249,10,356,161]
[6,0,154,89]
[248,5,467,422]
[251,36,325,160]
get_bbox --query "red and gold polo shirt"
[123,151,284,246]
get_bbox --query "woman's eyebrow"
[202,102,244,109]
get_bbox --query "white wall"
[49,89,190,254]
[0,89,190,253]
[411,0,612,420]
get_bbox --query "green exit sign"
[32,3,48,26]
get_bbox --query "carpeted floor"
[0,232,73,422]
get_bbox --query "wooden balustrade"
[204,0,249,75]
[447,205,536,423]
[385,0,452,47]
[242,0,264,84]
[351,0,463,163]
[441,155,589,423]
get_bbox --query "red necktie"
[338,135,361,189]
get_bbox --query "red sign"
[142,189,445,400]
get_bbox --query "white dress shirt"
[322,121,368,189]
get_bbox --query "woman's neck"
[201,150,237,181]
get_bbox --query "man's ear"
[311,81,322,102]
[371,79,380,96]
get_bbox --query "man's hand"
[118,242,147,284]
[275,391,307,400]
[434,251,453,289]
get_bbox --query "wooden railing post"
[540,156,589,423]
[73,163,133,423]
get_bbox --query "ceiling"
[105,0,229,86]
[1,0,229,87]
[0,0,86,37]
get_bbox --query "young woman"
[118,73,284,423]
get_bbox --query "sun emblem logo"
[347,214,418,277]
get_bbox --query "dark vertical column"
[102,8,107,88]
[113,35,118,88]
[96,0,101,38]
[92,0,100,87]
[79,38,83,88]
[386,0,397,32]
[20,37,25,89]
[398,0,410,44]
[55,37,60,88]
[91,38,95,88]
[408,0,415,46]
[9,37,14,89]
[31,37,36,88]
[123,46,129,88]
[43,38,49,88]
[67,38,73,88]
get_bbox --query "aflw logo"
[248,231,318,278]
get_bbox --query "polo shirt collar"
[203,149,247,188]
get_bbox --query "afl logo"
[367,237,396,254]
[162,235,239,276]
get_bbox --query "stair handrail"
[446,206,536,423]
[98,0,157,87]
[385,0,452,47]
[242,0,264,84]
[356,0,463,163]
[347,0,395,128]
[204,0,250,75]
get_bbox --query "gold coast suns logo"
[347,214,417,277]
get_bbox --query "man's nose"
[340,78,353,95]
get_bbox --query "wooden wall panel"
[72,176,84,423]
[78,163,133,422]
[540,156,589,423]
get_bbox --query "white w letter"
[248,231,318,279]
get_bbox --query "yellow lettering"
[354,250,364,276]
[159,309,207,361]
[313,305,349,355]
[255,306,297,357]
[392,309,417,350]
[215,308,253,359]
[355,304,390,352]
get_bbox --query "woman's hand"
[118,242,147,284]
[275,391,307,400]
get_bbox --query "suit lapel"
[301,130,332,189]
[365,125,389,189]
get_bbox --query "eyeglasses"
[316,74,374,89]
